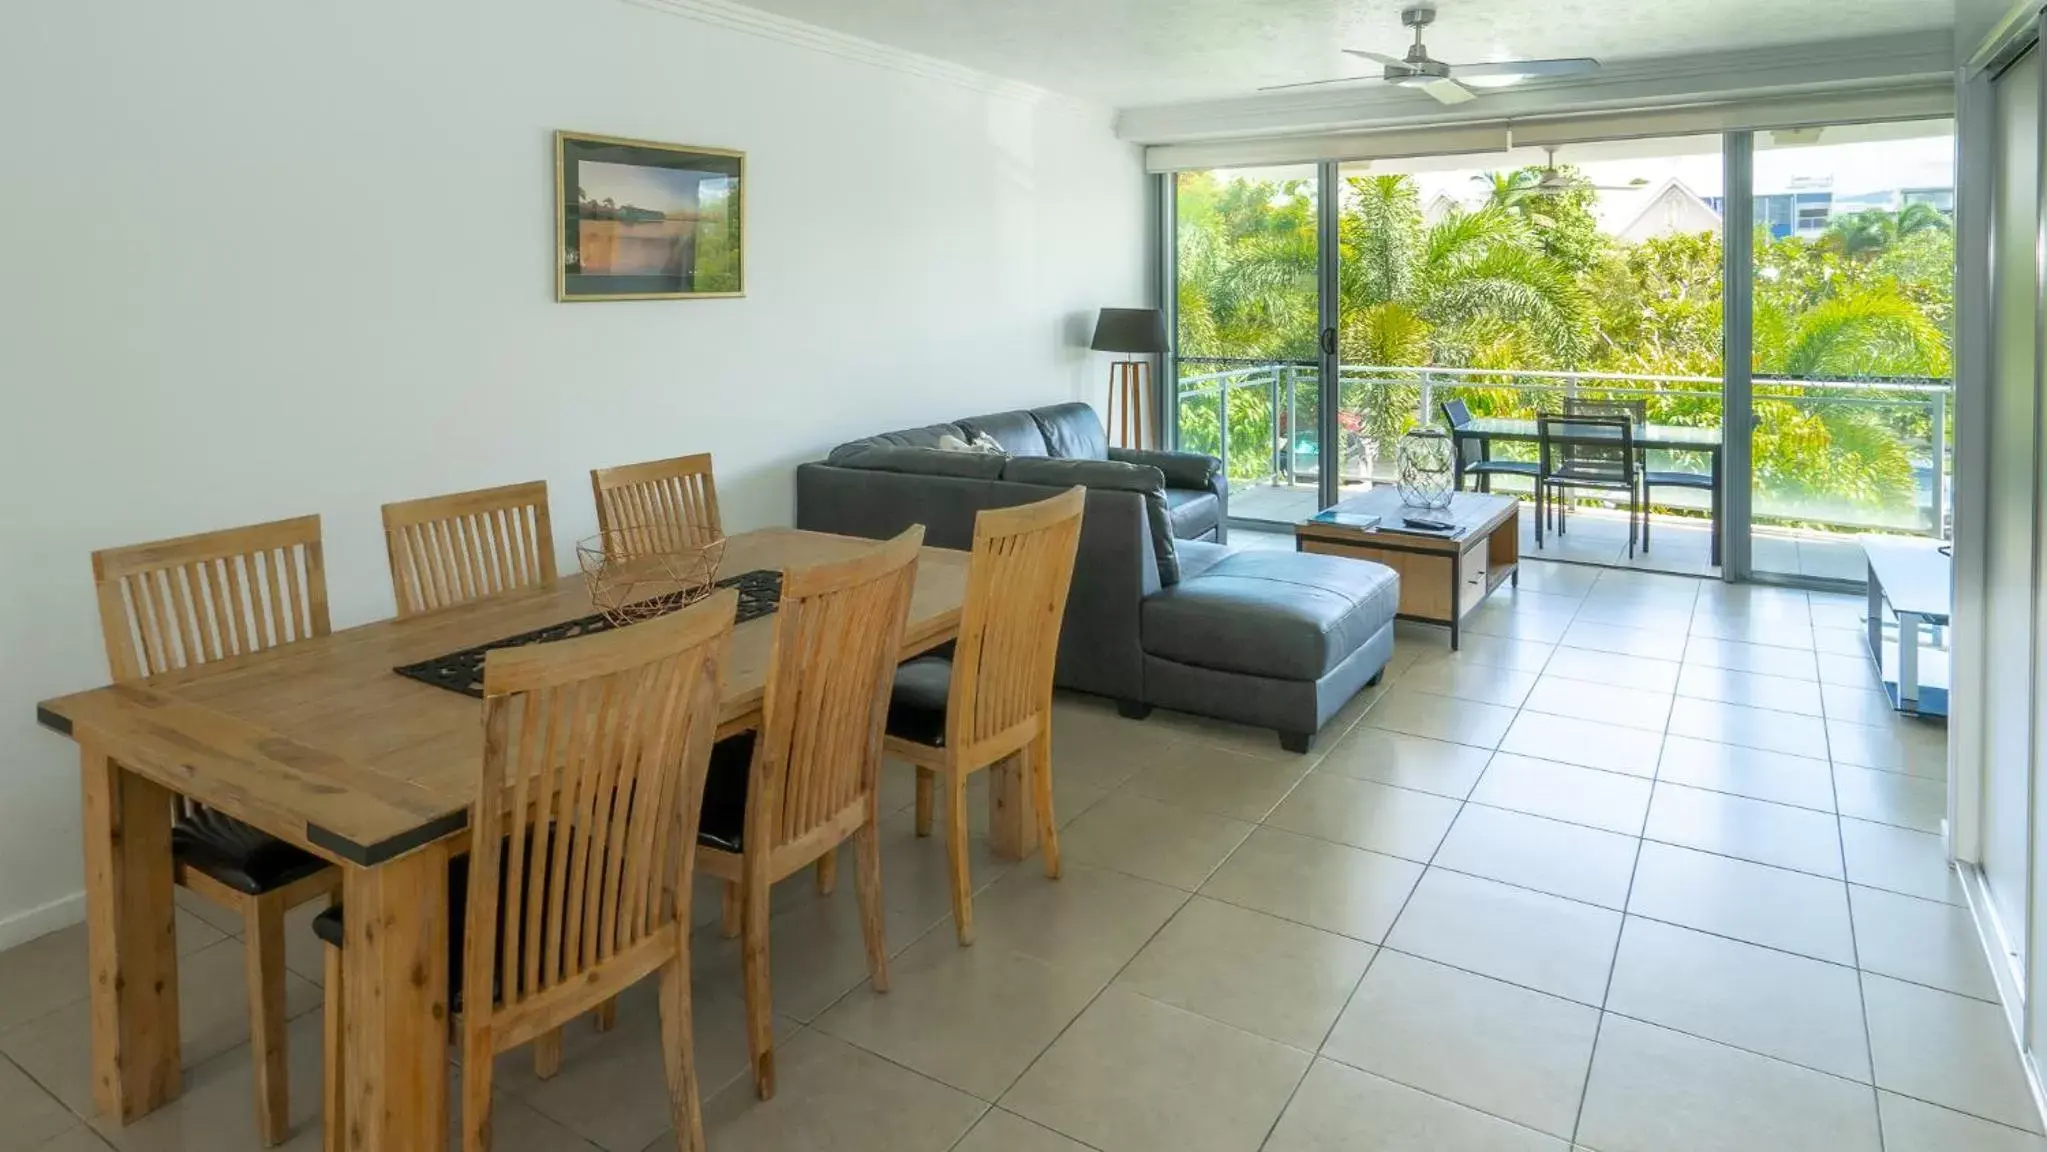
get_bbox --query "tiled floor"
[0,563,2025,1151]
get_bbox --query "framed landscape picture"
[555,131,745,301]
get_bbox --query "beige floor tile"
[1264,1059,1565,1152]
[1313,728,1491,799]
[1576,1015,1881,1152]
[80,1013,335,1152]
[1466,602,1574,645]
[816,933,1102,1101]
[1120,741,1312,822]
[1683,638,1820,680]
[1865,974,2041,1133]
[1827,718,1948,777]
[1498,714,1663,778]
[1517,561,1600,597]
[1264,773,1460,863]
[0,1053,76,1152]
[0,910,223,1034]
[1850,885,1999,1002]
[1654,735,1835,811]
[1049,701,1162,789]
[1422,633,1556,672]
[1115,897,1371,1050]
[1559,620,1689,662]
[1362,687,1517,748]
[1840,817,1964,905]
[1143,709,1314,764]
[1433,805,1638,910]
[702,1030,982,1152]
[1666,697,1830,759]
[1606,918,1869,1081]
[1822,683,1906,727]
[1002,987,1311,1152]
[690,885,892,1026]
[0,936,321,1118]
[969,862,1187,985]
[1625,842,1854,965]
[1057,790,1254,891]
[1879,1092,2047,1152]
[1643,783,1843,878]
[1197,828,1423,943]
[1686,614,1817,649]
[1571,598,1694,633]
[23,1128,111,1152]
[1521,677,1672,733]
[1538,646,1680,693]
[1397,660,1540,708]
[1386,870,1620,1006]
[1470,754,1652,836]
[1674,663,1825,715]
[1817,651,1885,687]
[1323,951,1597,1138]
[951,1109,1094,1152]
[1834,764,1944,833]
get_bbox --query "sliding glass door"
[1171,165,1322,525]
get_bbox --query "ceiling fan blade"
[1258,74,1386,91]
[1422,77,1478,105]
[1341,49,1406,66]
[1452,57,1600,86]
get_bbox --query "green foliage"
[1174,171,1953,525]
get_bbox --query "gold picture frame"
[555,130,746,301]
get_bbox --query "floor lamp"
[1092,307,1166,450]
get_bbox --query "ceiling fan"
[1516,146,1650,195]
[1264,5,1600,105]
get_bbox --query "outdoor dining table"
[34,528,984,1150]
[1448,416,1725,565]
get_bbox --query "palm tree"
[1896,201,1953,238]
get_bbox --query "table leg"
[1866,565,1885,679]
[987,754,1038,861]
[1710,451,1724,569]
[80,746,181,1122]
[1897,611,1921,709]
[343,842,450,1151]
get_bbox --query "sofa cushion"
[1175,539,1232,582]
[1001,456,1180,584]
[958,410,1051,457]
[1031,403,1109,460]
[1109,447,1221,491]
[827,445,1009,480]
[827,421,968,463]
[1141,550,1400,681]
[1164,488,1221,542]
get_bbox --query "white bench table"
[1862,536,1951,717]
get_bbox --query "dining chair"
[1537,413,1641,557]
[1557,398,1648,540]
[384,480,603,1064]
[883,488,1084,946]
[91,515,336,1147]
[591,453,722,556]
[1440,398,1538,495]
[697,527,924,1100]
[382,481,556,616]
[318,589,738,1152]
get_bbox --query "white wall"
[0,0,1147,944]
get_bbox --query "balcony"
[1177,359,1952,581]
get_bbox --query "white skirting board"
[1957,861,2047,1134]
[0,890,84,953]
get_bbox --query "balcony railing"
[1176,359,1952,536]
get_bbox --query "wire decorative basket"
[574,528,728,626]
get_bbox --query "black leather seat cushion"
[173,809,330,897]
[1643,469,1714,489]
[696,732,757,854]
[1164,488,1221,542]
[1141,550,1401,681]
[885,656,953,747]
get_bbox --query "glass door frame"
[1316,160,1343,511]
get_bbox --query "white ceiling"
[715,0,1955,108]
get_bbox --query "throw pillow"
[937,432,1006,455]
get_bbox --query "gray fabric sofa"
[796,402,1400,751]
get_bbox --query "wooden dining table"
[35,528,998,1150]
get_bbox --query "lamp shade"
[1090,307,1168,355]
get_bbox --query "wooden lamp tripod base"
[1106,358,1152,450]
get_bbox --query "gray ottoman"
[1137,550,1401,752]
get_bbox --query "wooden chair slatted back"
[948,489,1086,751]
[591,454,722,558]
[751,528,923,851]
[469,589,736,1014]
[382,481,557,617]
[93,515,331,682]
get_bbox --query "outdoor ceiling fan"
[1522,146,1649,195]
[1264,5,1600,105]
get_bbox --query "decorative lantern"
[1395,428,1456,509]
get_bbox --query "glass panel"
[1748,120,1957,582]
[1171,165,1321,525]
[1335,137,1724,574]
